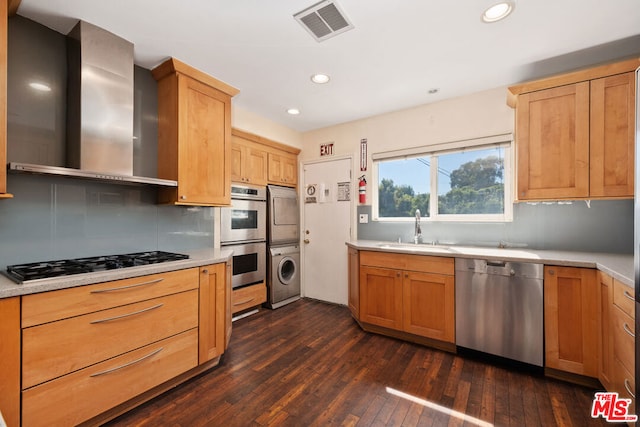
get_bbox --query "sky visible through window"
[378,147,504,195]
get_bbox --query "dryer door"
[278,256,298,285]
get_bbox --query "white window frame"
[372,134,513,222]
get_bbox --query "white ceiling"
[16,0,640,133]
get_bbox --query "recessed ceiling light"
[311,73,330,84]
[287,108,301,115]
[482,1,515,23]
[29,82,51,92]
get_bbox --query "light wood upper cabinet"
[516,83,590,200]
[590,72,635,198]
[231,132,268,186]
[153,58,239,206]
[510,58,638,201]
[268,151,298,187]
[232,128,300,187]
[544,266,598,377]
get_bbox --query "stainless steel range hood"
[8,21,177,187]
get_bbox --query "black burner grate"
[5,251,189,283]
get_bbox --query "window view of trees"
[377,147,505,218]
[378,178,429,217]
[438,155,504,214]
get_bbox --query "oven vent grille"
[293,0,354,42]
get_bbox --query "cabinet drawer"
[23,290,198,389]
[613,357,636,419]
[613,280,635,319]
[232,282,266,314]
[22,328,198,427]
[360,251,454,275]
[22,268,199,327]
[612,304,635,375]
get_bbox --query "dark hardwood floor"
[106,299,607,427]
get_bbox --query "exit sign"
[320,143,334,156]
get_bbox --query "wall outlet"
[359,213,369,224]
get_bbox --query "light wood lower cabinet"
[199,263,228,363]
[22,329,198,427]
[598,271,614,390]
[347,247,359,318]
[12,263,229,426]
[232,282,266,314]
[358,251,455,344]
[0,297,20,427]
[544,266,598,377]
[611,280,636,421]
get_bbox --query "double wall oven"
[221,185,267,290]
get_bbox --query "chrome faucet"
[414,209,422,244]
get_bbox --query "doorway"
[301,156,353,305]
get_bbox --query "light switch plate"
[359,213,368,223]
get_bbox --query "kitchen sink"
[376,242,451,252]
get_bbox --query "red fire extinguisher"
[358,176,366,204]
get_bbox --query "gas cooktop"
[5,251,189,284]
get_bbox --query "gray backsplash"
[0,174,214,269]
[357,199,633,254]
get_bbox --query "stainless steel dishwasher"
[455,258,544,366]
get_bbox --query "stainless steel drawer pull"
[90,347,163,377]
[234,297,256,306]
[624,290,635,301]
[623,322,636,338]
[90,278,164,293]
[90,304,163,324]
[625,378,636,399]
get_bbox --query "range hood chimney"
[9,20,176,187]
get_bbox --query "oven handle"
[90,304,163,324]
[90,278,164,293]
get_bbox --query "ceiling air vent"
[294,0,354,42]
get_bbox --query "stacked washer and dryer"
[266,185,301,308]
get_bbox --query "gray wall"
[358,199,633,254]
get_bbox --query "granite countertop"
[0,248,233,299]
[347,240,634,288]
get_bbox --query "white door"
[302,157,352,305]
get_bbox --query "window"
[373,140,512,222]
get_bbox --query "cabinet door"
[590,72,635,198]
[230,143,243,183]
[245,145,268,186]
[268,152,297,187]
[199,263,227,363]
[402,271,454,343]
[281,153,297,186]
[544,266,598,376]
[359,266,403,330]
[0,297,20,427]
[231,138,268,185]
[598,271,614,390]
[348,248,359,318]
[177,75,231,205]
[516,83,590,200]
